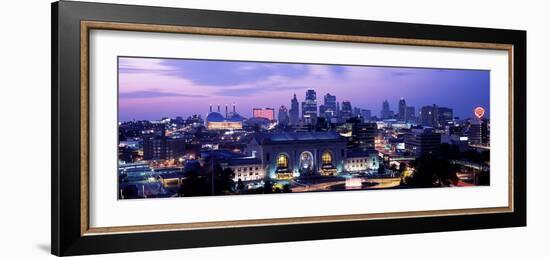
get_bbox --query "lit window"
[277,154,289,169]
[322,151,333,165]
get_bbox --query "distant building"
[143,135,166,160]
[143,135,186,161]
[353,107,361,117]
[406,106,416,123]
[289,94,300,127]
[438,107,454,126]
[404,128,442,156]
[340,100,353,122]
[381,100,391,119]
[441,134,469,152]
[278,105,289,127]
[253,108,275,121]
[166,137,186,160]
[360,109,372,122]
[205,105,245,130]
[420,104,439,127]
[301,89,318,125]
[346,118,377,151]
[319,93,337,123]
[398,98,407,121]
[469,119,489,146]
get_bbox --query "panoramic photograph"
[117,57,491,199]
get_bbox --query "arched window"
[277,154,289,169]
[322,151,333,165]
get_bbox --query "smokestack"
[217,105,220,112]
[209,104,212,113]
[233,103,236,113]
[225,104,228,118]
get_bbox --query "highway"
[290,177,402,192]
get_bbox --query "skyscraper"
[406,106,416,123]
[398,97,407,121]
[319,93,337,123]
[289,94,300,127]
[360,109,372,121]
[340,100,353,122]
[301,89,318,125]
[469,119,489,146]
[420,105,439,127]
[278,105,289,127]
[438,107,454,125]
[381,100,391,119]
[346,117,377,151]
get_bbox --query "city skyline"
[119,57,490,122]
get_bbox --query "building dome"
[206,112,225,122]
[205,106,244,130]
[227,112,247,122]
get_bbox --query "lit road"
[364,178,401,189]
[290,177,402,192]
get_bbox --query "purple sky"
[118,57,490,122]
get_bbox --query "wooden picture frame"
[52,1,526,256]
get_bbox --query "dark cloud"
[158,59,310,86]
[216,85,309,97]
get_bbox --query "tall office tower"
[360,109,372,121]
[469,119,489,146]
[289,94,300,127]
[346,117,377,151]
[301,89,318,125]
[406,106,416,123]
[353,107,361,117]
[278,105,290,127]
[438,107,454,126]
[398,97,407,121]
[340,100,353,122]
[381,100,391,119]
[319,93,337,122]
[420,104,440,127]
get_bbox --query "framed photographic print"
[51,1,526,256]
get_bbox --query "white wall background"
[0,0,547,256]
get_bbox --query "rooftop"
[252,131,346,145]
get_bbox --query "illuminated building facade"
[469,119,489,146]
[246,132,347,179]
[301,89,318,125]
[344,150,380,173]
[205,105,245,130]
[253,108,275,121]
[221,158,266,182]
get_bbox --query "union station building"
[245,132,349,179]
